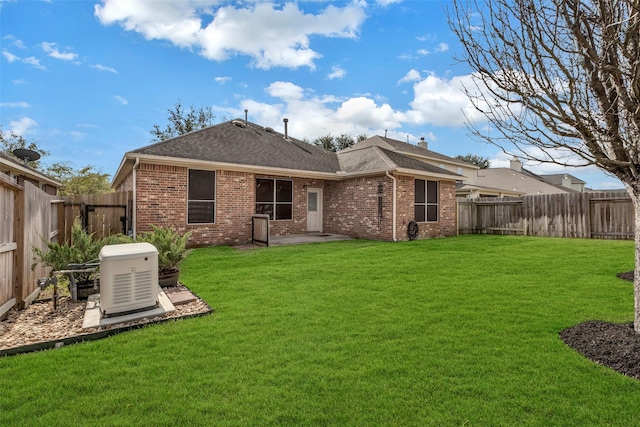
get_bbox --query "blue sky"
[0,0,624,189]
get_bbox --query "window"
[188,169,215,224]
[256,178,292,220]
[415,179,439,222]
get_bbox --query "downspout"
[132,157,139,237]
[385,171,397,242]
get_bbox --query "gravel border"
[0,286,212,357]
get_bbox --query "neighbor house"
[456,158,582,198]
[0,152,61,195]
[111,119,468,246]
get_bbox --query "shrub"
[137,225,192,274]
[32,218,132,281]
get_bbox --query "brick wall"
[324,176,394,240]
[134,164,259,247]
[395,175,457,240]
[128,162,457,246]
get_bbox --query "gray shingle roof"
[114,119,463,186]
[379,147,462,177]
[132,119,340,173]
[345,135,474,167]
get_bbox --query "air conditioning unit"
[99,242,159,317]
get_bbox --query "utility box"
[99,242,159,317]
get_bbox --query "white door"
[307,188,322,232]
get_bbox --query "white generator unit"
[99,242,159,317]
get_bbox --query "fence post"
[13,185,25,308]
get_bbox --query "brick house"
[111,119,468,246]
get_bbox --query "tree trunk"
[632,191,640,332]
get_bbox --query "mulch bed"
[560,271,640,379]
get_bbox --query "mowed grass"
[1,235,639,426]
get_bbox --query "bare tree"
[449,0,640,329]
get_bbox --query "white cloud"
[223,81,409,141]
[23,56,46,70]
[215,76,231,84]
[435,42,449,53]
[91,64,118,73]
[375,0,403,5]
[326,65,347,80]
[2,49,19,62]
[266,81,305,101]
[335,97,405,130]
[95,1,366,69]
[0,101,30,108]
[418,43,449,56]
[416,33,436,42]
[397,69,421,85]
[9,117,38,135]
[407,72,487,127]
[114,95,128,105]
[70,131,86,139]
[42,42,78,61]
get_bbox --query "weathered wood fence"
[457,191,634,239]
[0,174,62,318]
[1,185,132,316]
[61,191,132,242]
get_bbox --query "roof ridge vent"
[232,119,247,128]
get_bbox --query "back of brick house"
[112,119,470,247]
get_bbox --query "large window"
[256,178,292,220]
[188,169,215,224]
[415,179,439,222]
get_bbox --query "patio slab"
[268,233,353,247]
[82,290,175,329]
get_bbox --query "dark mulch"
[560,271,640,379]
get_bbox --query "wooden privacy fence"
[61,191,132,242]
[457,191,634,239]
[0,174,62,318]
[0,186,132,316]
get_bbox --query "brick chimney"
[417,137,428,149]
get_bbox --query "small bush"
[137,225,192,273]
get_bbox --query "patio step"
[163,286,197,306]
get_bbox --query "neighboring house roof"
[538,173,585,185]
[337,146,459,178]
[461,167,577,196]
[456,182,525,197]
[112,119,463,187]
[344,135,476,170]
[0,151,62,188]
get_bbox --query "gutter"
[385,171,397,242]
[132,157,139,237]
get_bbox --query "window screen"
[188,170,215,224]
[414,179,439,222]
[256,178,293,220]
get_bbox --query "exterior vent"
[232,120,247,128]
[99,242,159,317]
[264,127,275,133]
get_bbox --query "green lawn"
[1,235,638,426]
